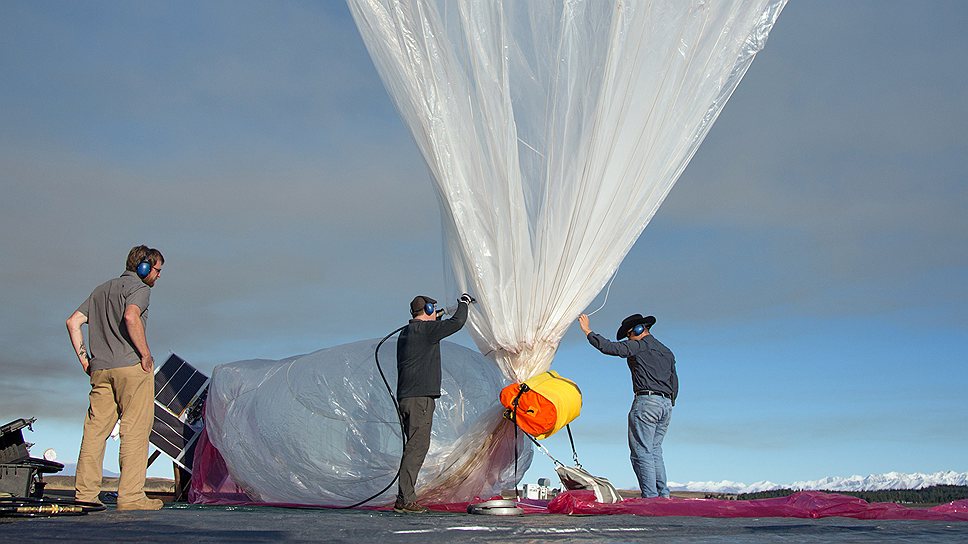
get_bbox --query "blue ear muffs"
[631,323,646,337]
[424,303,435,316]
[136,261,152,279]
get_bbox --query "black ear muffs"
[136,261,152,279]
[631,323,646,337]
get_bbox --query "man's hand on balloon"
[459,293,477,305]
[578,314,592,335]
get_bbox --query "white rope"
[586,270,618,316]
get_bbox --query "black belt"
[636,390,672,400]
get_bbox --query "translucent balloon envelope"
[203,340,530,506]
[347,0,787,379]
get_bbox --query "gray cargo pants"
[396,396,435,504]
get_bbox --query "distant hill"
[736,485,968,505]
[668,470,968,494]
[44,475,174,493]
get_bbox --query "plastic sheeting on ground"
[430,490,968,521]
[192,461,968,523]
[192,339,531,507]
[541,490,968,521]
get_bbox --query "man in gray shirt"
[66,245,165,511]
[578,312,678,498]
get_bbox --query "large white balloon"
[205,340,528,506]
[348,0,787,381]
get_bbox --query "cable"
[0,496,105,518]
[340,324,407,509]
[586,270,618,316]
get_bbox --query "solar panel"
[151,404,199,470]
[150,354,209,472]
[154,354,209,417]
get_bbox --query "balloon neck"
[488,340,560,382]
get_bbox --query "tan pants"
[74,363,154,504]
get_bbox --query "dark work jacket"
[587,332,678,405]
[396,301,468,399]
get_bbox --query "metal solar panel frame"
[154,354,209,418]
[151,404,200,471]
[151,354,209,473]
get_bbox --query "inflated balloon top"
[348,0,786,381]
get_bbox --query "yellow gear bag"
[500,370,582,440]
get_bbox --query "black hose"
[340,324,407,509]
[0,496,106,517]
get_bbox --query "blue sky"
[1,1,965,490]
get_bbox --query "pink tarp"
[189,427,252,505]
[541,490,968,521]
[191,428,968,521]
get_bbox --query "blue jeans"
[628,394,673,498]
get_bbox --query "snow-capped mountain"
[669,479,780,494]
[668,470,968,494]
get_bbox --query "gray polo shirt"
[76,270,150,372]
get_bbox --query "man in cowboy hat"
[393,292,475,513]
[578,312,678,498]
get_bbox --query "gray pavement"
[3,504,968,543]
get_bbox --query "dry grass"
[43,475,175,493]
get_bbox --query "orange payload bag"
[500,370,582,440]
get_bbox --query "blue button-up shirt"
[587,332,678,404]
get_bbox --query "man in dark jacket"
[394,292,474,513]
[578,312,678,498]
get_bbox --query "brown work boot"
[393,498,429,514]
[117,497,164,511]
